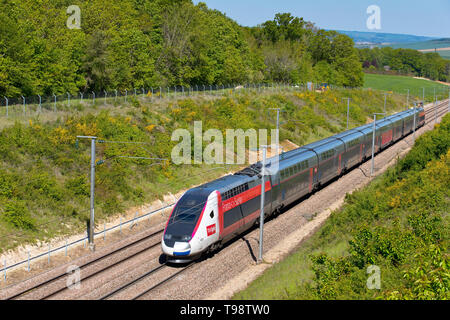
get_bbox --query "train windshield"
[168,190,208,225]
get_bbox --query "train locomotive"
[161,107,425,263]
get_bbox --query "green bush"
[1,200,35,230]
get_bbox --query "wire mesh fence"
[2,82,447,119]
[0,82,315,119]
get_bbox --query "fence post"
[115,89,118,102]
[104,90,107,105]
[65,239,68,256]
[92,91,95,105]
[22,96,26,116]
[130,211,138,229]
[159,87,162,99]
[53,94,57,112]
[67,92,70,107]
[3,259,6,282]
[38,94,42,113]
[80,92,84,103]
[103,222,106,240]
[4,97,8,117]
[48,244,51,265]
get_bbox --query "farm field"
[390,38,450,50]
[364,73,449,102]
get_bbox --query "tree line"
[0,0,364,98]
[358,46,450,82]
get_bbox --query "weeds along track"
[1,227,164,300]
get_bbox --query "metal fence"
[0,82,323,118]
[2,198,177,281]
[2,83,448,119]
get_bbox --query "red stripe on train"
[221,181,271,213]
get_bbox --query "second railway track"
[2,227,165,300]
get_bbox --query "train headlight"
[181,235,192,242]
[164,233,172,240]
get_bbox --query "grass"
[233,114,450,300]
[364,73,449,103]
[439,50,450,60]
[390,39,450,51]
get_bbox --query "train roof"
[196,172,254,193]
[194,107,425,187]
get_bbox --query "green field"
[390,38,450,50]
[364,73,449,103]
[439,50,450,60]
[389,38,450,59]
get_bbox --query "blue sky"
[194,0,450,38]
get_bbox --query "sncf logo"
[206,224,216,236]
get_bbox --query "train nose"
[173,241,191,256]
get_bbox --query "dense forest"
[358,46,450,82]
[0,0,363,98]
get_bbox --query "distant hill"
[333,30,450,60]
[390,38,450,50]
[388,38,450,60]
[334,30,437,47]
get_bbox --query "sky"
[193,0,450,38]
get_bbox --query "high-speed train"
[162,107,425,263]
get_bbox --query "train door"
[202,194,220,249]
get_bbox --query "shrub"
[1,200,35,230]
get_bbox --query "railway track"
[1,100,448,300]
[99,262,195,300]
[425,100,448,123]
[2,227,164,300]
